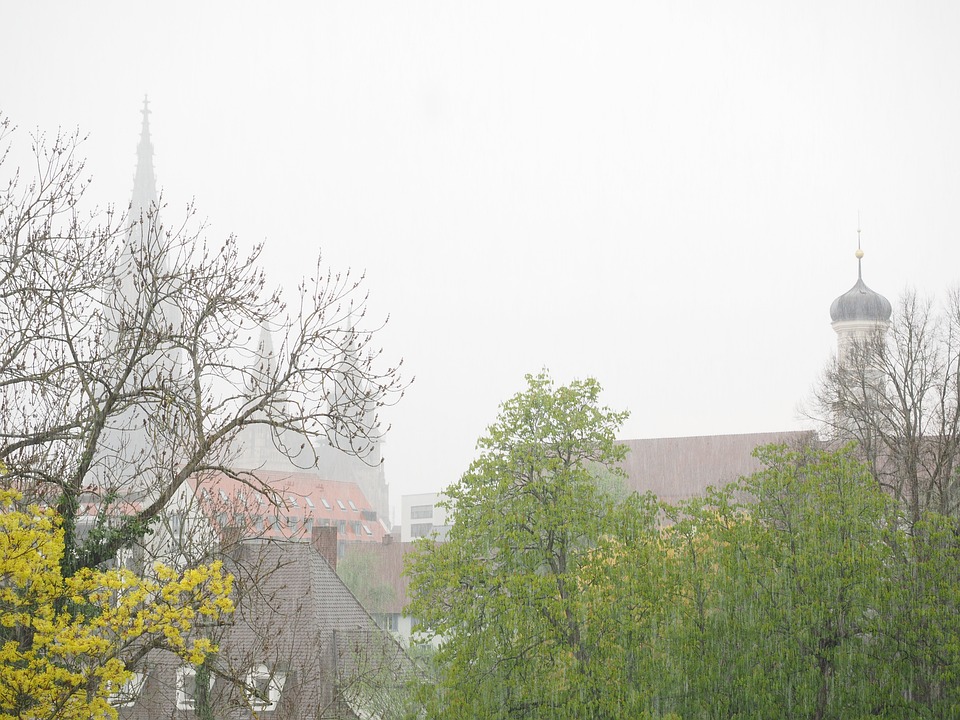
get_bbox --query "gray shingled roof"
[119,537,415,719]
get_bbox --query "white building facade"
[400,492,450,543]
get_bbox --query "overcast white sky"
[5,2,960,519]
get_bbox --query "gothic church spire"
[129,95,158,223]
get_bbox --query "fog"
[4,1,960,518]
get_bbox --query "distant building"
[233,322,392,524]
[118,99,391,524]
[341,540,422,647]
[399,492,450,542]
[616,430,816,504]
[117,528,415,719]
[192,470,392,551]
[100,101,417,718]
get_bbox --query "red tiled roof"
[189,470,389,543]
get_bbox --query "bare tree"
[0,112,407,574]
[813,288,960,523]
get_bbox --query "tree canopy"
[0,109,408,718]
[406,371,664,719]
[408,369,960,719]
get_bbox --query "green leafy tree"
[407,372,664,719]
[662,445,898,719]
[880,512,960,717]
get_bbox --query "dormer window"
[245,664,286,712]
[176,666,214,710]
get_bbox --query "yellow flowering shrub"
[0,490,233,720]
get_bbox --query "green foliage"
[408,377,960,720]
[661,444,960,719]
[406,372,666,719]
[881,512,960,716]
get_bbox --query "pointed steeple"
[246,324,278,395]
[129,95,158,223]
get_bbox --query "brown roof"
[618,430,816,503]
[340,541,417,616]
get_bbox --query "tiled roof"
[189,470,389,543]
[119,535,414,719]
[341,541,416,615]
[618,430,817,503]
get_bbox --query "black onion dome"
[830,264,892,323]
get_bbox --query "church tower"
[829,234,892,362]
[95,98,183,497]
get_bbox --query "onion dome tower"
[830,231,891,361]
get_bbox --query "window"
[350,521,361,535]
[253,515,264,532]
[305,497,315,509]
[410,504,433,520]
[336,499,347,511]
[218,489,228,502]
[410,522,433,538]
[375,613,400,632]
[348,499,358,511]
[107,671,145,708]
[320,498,331,510]
[245,664,286,712]
[176,666,214,710]
[288,495,299,508]
[304,517,314,531]
[337,520,346,534]
[287,515,297,530]
[361,523,373,536]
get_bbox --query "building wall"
[400,492,450,543]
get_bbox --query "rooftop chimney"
[311,524,338,572]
